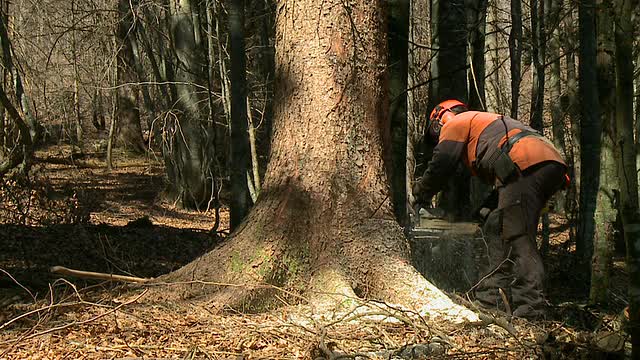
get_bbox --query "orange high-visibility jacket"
[416,111,566,198]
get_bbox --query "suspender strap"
[502,130,541,154]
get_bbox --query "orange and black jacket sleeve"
[413,121,468,203]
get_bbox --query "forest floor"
[0,144,633,359]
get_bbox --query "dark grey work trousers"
[474,161,566,318]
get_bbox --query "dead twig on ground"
[0,268,36,302]
[0,290,147,357]
[50,266,150,283]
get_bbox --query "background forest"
[0,0,639,358]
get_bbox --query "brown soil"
[0,145,631,359]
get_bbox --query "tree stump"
[409,216,487,293]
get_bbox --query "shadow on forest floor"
[1,145,225,296]
[0,222,219,294]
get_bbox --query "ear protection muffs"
[426,99,468,140]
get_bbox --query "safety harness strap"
[502,129,541,153]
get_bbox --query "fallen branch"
[50,266,150,283]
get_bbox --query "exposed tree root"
[143,200,478,324]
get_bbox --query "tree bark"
[162,0,216,209]
[432,0,471,220]
[155,0,476,322]
[577,0,601,281]
[229,0,251,229]
[0,0,37,146]
[116,0,145,154]
[546,0,566,212]
[613,0,640,353]
[486,2,505,113]
[406,0,430,210]
[466,0,487,111]
[466,0,490,212]
[71,0,83,147]
[388,0,409,226]
[509,0,522,119]
[0,84,31,178]
[0,2,31,177]
[590,0,616,304]
[562,5,581,228]
[529,0,544,130]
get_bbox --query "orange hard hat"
[426,99,468,140]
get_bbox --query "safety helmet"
[426,99,468,140]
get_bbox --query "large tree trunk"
[466,0,487,111]
[116,0,145,154]
[546,0,566,212]
[577,0,601,279]
[465,0,490,213]
[0,1,31,177]
[155,0,476,322]
[486,1,505,113]
[431,0,471,220]
[229,0,251,229]
[590,0,616,304]
[388,0,409,226]
[529,0,544,130]
[406,0,430,210]
[0,0,38,147]
[562,4,581,230]
[0,85,31,177]
[613,0,640,353]
[509,0,522,119]
[162,0,216,209]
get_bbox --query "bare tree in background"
[577,0,601,282]
[430,0,471,219]
[389,0,409,225]
[509,0,522,118]
[162,0,216,209]
[0,0,33,177]
[613,0,640,353]
[114,0,145,155]
[529,0,544,130]
[229,0,250,229]
[590,0,616,305]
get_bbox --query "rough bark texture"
[162,0,216,209]
[577,0,601,277]
[546,0,566,211]
[406,0,430,209]
[388,0,409,226]
[562,6,581,223]
[486,2,506,113]
[613,0,640,352]
[155,0,475,322]
[466,0,490,212]
[529,0,544,130]
[590,0,616,304]
[509,0,522,119]
[0,5,31,177]
[229,0,251,229]
[116,0,145,154]
[466,0,487,111]
[0,85,31,177]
